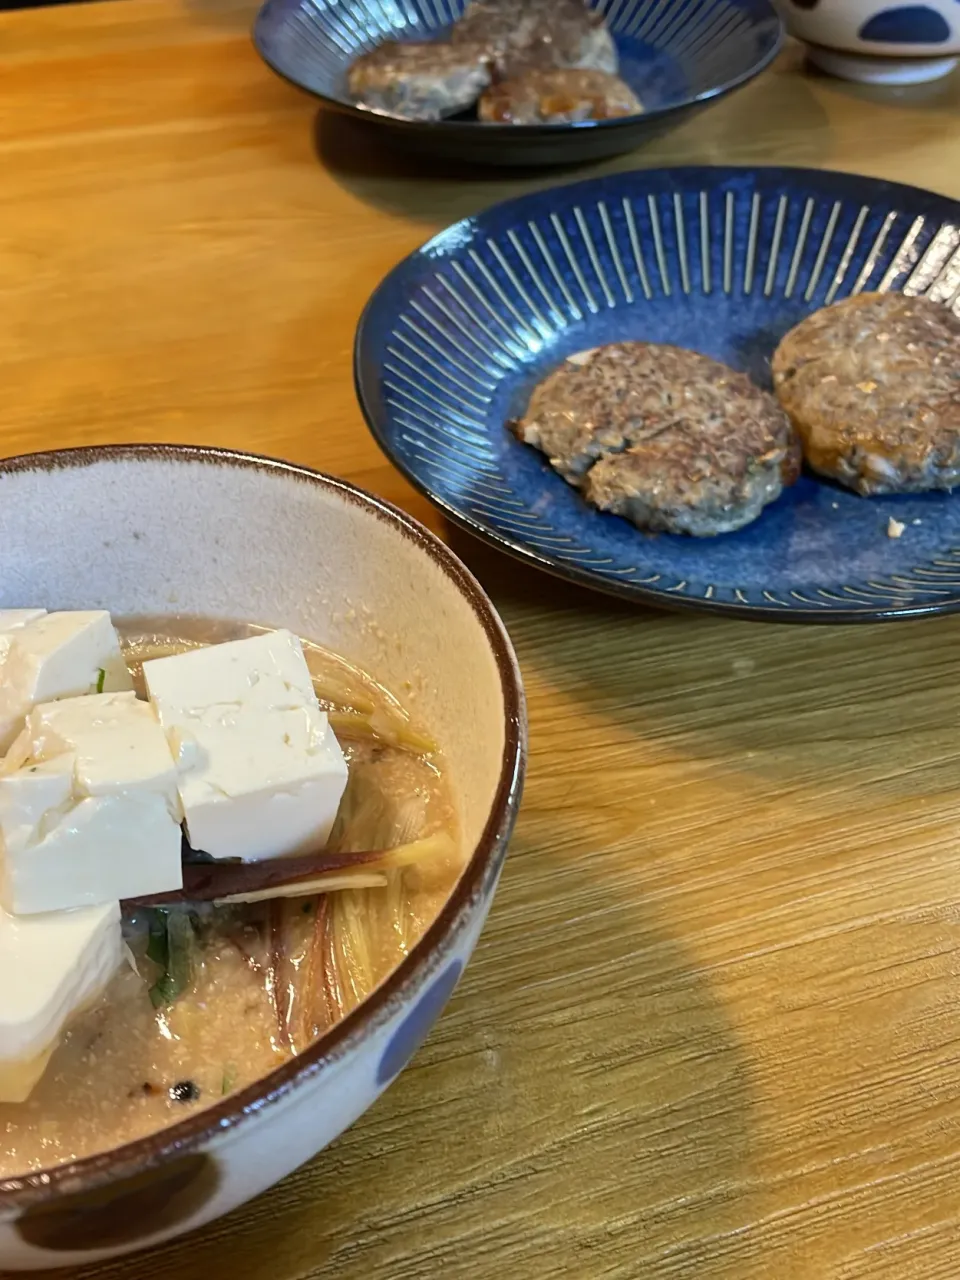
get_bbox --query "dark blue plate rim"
[251,0,784,137]
[355,164,960,624]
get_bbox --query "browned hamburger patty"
[511,343,800,537]
[452,0,618,75]
[347,41,491,120]
[772,292,960,496]
[478,67,642,124]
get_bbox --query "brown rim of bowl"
[0,443,527,1208]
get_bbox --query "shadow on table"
[311,50,834,225]
[799,54,960,115]
[180,0,262,30]
[311,110,612,226]
[461,529,960,826]
[442,518,960,817]
[444,522,645,623]
[56,817,758,1280]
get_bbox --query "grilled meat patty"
[347,41,492,120]
[479,67,641,123]
[512,342,800,537]
[347,0,622,123]
[772,292,960,496]
[452,0,618,75]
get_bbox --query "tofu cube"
[0,610,47,639]
[0,611,133,752]
[0,610,47,670]
[0,901,123,1102]
[0,693,184,915]
[144,630,348,861]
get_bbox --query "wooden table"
[2,6,960,1276]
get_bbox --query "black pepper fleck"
[169,1080,201,1103]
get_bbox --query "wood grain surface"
[2,5,960,1276]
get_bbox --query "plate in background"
[355,166,960,622]
[252,0,783,166]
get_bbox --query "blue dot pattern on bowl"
[356,167,960,622]
[860,4,953,42]
[376,961,464,1086]
[253,0,781,122]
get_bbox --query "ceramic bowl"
[252,0,783,167]
[0,445,526,1270]
[773,0,960,82]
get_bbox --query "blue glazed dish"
[252,0,783,166]
[355,166,960,623]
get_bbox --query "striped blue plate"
[355,167,960,622]
[253,0,782,166]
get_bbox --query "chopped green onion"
[145,908,195,1007]
[149,972,179,1008]
[165,910,195,995]
[146,909,169,967]
[95,668,106,693]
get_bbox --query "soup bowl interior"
[0,445,524,1269]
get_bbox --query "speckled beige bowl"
[0,445,526,1270]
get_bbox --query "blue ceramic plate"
[252,0,782,166]
[355,167,960,622]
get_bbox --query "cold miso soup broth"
[0,618,461,1176]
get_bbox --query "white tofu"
[0,611,133,752]
[0,758,73,853]
[145,627,317,714]
[161,705,347,862]
[0,610,47,670]
[7,692,181,800]
[0,901,123,1102]
[0,693,183,915]
[0,610,47,637]
[144,630,348,861]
